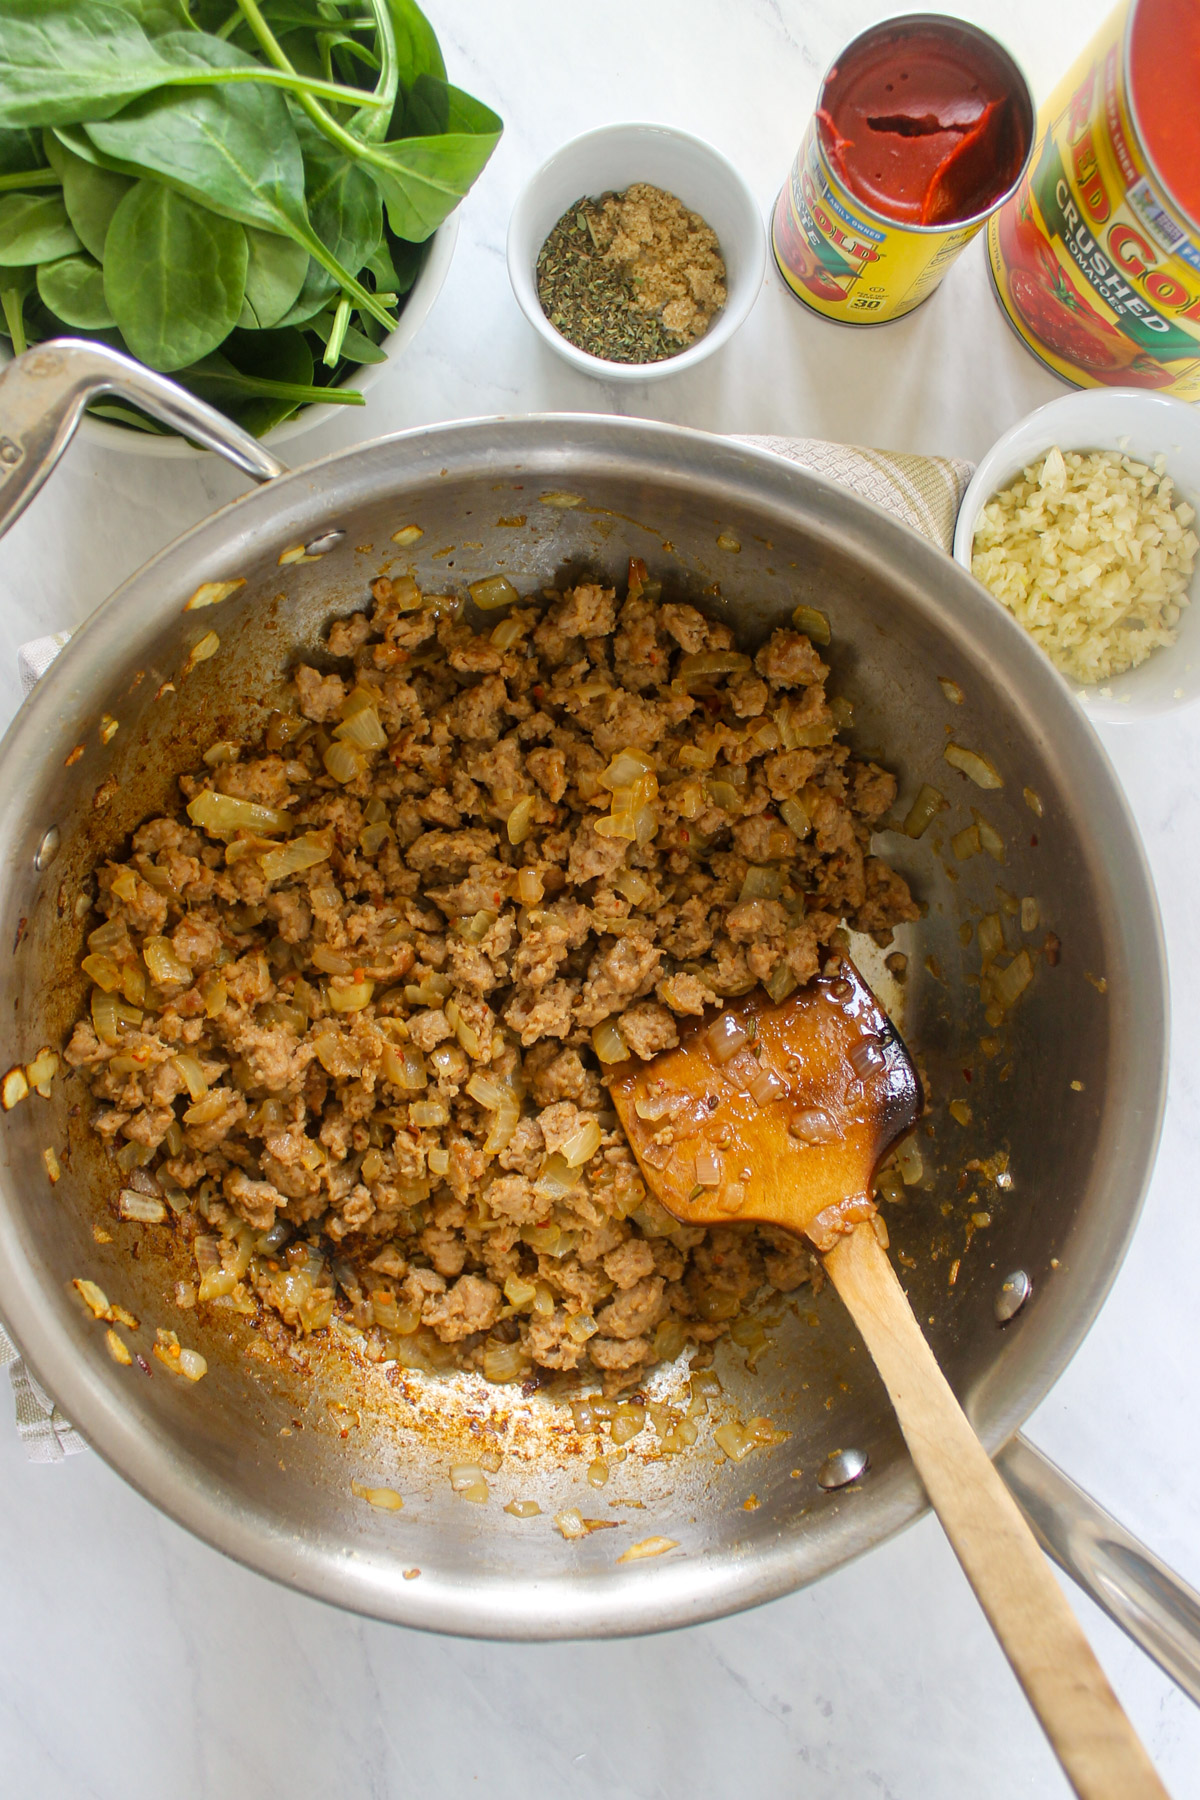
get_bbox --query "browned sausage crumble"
[64,561,918,1390]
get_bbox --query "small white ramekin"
[954,389,1200,721]
[507,122,765,382]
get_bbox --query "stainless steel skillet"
[0,341,1194,1690]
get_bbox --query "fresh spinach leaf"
[0,125,43,175]
[0,193,80,264]
[0,1,391,129]
[364,87,502,241]
[219,321,315,433]
[84,34,395,328]
[387,0,445,88]
[103,178,247,369]
[240,224,309,327]
[51,137,133,259]
[36,252,115,328]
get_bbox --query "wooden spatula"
[609,956,1169,1800]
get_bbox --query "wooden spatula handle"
[824,1222,1170,1800]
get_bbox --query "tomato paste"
[773,17,1033,325]
[987,0,1200,396]
[817,24,1027,227]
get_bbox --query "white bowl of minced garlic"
[507,121,766,381]
[955,389,1200,721]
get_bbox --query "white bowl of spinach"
[0,0,501,448]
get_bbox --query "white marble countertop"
[2,3,1198,1796]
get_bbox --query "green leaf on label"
[36,251,115,327]
[103,179,247,370]
[0,192,80,265]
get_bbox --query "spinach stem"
[1,289,28,357]
[0,169,62,193]
[234,0,395,164]
[323,294,353,367]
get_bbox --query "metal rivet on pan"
[817,1447,868,1490]
[995,1269,1032,1323]
[34,826,60,871]
[305,529,345,556]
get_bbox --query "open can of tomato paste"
[987,0,1200,395]
[772,15,1034,324]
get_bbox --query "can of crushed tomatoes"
[772,15,1034,325]
[988,0,1200,395]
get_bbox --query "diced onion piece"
[26,1048,59,1096]
[361,1148,384,1184]
[739,865,782,902]
[351,1480,404,1510]
[949,1098,973,1127]
[73,1278,111,1319]
[951,824,980,861]
[694,1144,721,1187]
[560,1118,602,1167]
[187,790,290,837]
[791,604,830,645]
[591,1020,629,1064]
[789,1106,839,1144]
[616,1536,678,1562]
[896,1137,924,1185]
[469,575,519,611]
[600,748,655,790]
[409,1098,449,1127]
[119,1188,166,1223]
[532,1154,581,1203]
[506,795,535,845]
[110,867,138,903]
[716,531,741,554]
[121,961,147,1005]
[105,1327,132,1365]
[632,803,657,847]
[81,953,122,992]
[484,1098,520,1155]
[610,1404,645,1445]
[555,1508,586,1540]
[516,867,544,905]
[504,1498,541,1517]
[746,1061,786,1106]
[171,1054,209,1102]
[203,740,240,767]
[312,944,354,975]
[977,913,1004,968]
[327,978,374,1012]
[902,783,946,839]
[183,1090,228,1126]
[764,962,798,1004]
[200,974,227,1018]
[450,1462,485,1491]
[260,833,332,882]
[706,1012,749,1064]
[381,1043,427,1090]
[993,948,1034,1011]
[466,1072,507,1110]
[176,1348,207,1381]
[945,741,1003,789]
[91,989,141,1046]
[778,796,810,838]
[938,676,965,705]
[427,1146,450,1176]
[539,491,582,508]
[185,578,244,611]
[975,814,1006,862]
[676,651,752,688]
[1020,896,1040,932]
[1023,786,1044,818]
[391,523,423,545]
[612,868,652,906]
[324,740,367,785]
[144,936,193,986]
[184,630,220,672]
[43,1147,61,1183]
[704,777,739,812]
[490,615,525,650]
[333,704,388,751]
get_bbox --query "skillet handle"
[0,339,287,539]
[1000,1433,1200,1710]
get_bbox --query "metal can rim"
[811,11,1037,236]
